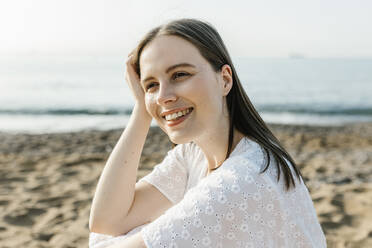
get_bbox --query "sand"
[0,123,371,247]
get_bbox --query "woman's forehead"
[139,35,205,73]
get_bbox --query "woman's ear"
[220,64,233,96]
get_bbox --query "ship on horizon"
[289,53,306,59]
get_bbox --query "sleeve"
[140,155,291,248]
[137,143,189,205]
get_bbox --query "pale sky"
[1,0,371,58]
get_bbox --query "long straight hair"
[132,18,304,191]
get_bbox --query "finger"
[128,48,136,57]
[126,62,140,80]
[126,55,134,64]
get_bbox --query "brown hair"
[131,18,304,191]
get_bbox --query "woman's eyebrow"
[141,63,196,84]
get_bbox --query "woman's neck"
[196,128,245,175]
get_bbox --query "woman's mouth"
[163,107,193,127]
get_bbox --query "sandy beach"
[0,123,371,247]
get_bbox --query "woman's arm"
[106,232,147,248]
[89,53,153,235]
[89,103,152,235]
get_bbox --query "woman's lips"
[165,108,193,127]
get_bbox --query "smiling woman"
[139,34,235,147]
[88,18,326,247]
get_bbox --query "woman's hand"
[125,53,146,107]
[125,53,152,120]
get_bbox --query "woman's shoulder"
[223,137,266,172]
[229,138,310,195]
[220,137,301,187]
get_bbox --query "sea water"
[1,55,371,133]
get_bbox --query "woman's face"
[139,35,231,144]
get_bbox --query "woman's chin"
[158,123,194,144]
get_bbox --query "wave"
[1,104,372,116]
[0,108,132,115]
[256,104,372,116]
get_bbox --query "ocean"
[1,55,371,134]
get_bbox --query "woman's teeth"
[165,108,192,121]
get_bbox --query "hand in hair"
[125,53,149,114]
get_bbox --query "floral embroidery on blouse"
[89,138,326,248]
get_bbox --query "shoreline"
[0,123,371,247]
[1,119,372,135]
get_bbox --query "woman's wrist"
[133,103,152,123]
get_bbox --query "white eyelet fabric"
[89,137,326,248]
[137,143,190,205]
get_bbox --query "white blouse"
[89,137,326,248]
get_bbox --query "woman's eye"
[172,72,189,80]
[145,72,189,92]
[145,82,157,91]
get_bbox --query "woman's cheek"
[145,94,156,117]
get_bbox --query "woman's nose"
[156,83,177,105]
